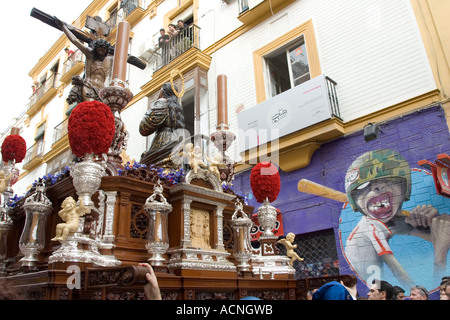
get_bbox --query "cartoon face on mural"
[341,149,450,292]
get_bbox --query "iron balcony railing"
[152,24,201,71]
[23,141,45,166]
[28,73,60,110]
[325,76,341,119]
[105,0,146,29]
[52,118,69,145]
[61,49,85,77]
[238,0,249,13]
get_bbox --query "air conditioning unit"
[138,39,158,62]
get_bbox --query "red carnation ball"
[250,162,281,203]
[1,134,27,163]
[68,100,115,158]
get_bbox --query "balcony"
[237,75,344,172]
[149,24,201,72]
[40,118,71,167]
[139,25,211,101]
[52,118,69,146]
[27,73,60,118]
[60,50,85,84]
[23,141,45,171]
[106,0,147,43]
[237,0,296,26]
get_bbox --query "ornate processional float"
[0,9,305,300]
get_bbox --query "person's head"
[345,149,411,223]
[340,274,358,298]
[440,280,450,300]
[392,286,405,300]
[168,23,176,30]
[92,38,110,60]
[341,274,358,289]
[159,28,165,35]
[368,280,393,300]
[409,285,428,300]
[177,19,184,27]
[64,47,69,53]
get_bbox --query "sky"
[0,0,94,135]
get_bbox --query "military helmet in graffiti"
[344,149,411,211]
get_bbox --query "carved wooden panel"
[130,203,149,239]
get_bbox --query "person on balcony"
[157,28,170,64]
[64,47,75,66]
[167,23,179,39]
[176,20,185,33]
[167,23,181,61]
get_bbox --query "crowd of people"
[306,274,450,300]
[138,262,450,300]
[156,20,189,65]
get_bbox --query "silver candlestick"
[18,181,52,270]
[144,180,172,266]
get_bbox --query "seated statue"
[51,197,91,242]
[0,170,11,195]
[139,82,185,167]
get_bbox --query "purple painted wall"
[233,105,450,299]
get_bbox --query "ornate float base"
[1,170,303,300]
[168,247,236,275]
[250,255,296,279]
[49,233,121,267]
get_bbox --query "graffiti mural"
[339,149,450,292]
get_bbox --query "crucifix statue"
[58,18,113,104]
[30,8,146,105]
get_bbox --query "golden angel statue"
[51,196,91,242]
[277,232,304,266]
[0,170,12,195]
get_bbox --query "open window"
[265,38,310,97]
[253,19,320,103]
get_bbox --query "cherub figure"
[0,170,12,194]
[192,145,208,173]
[278,232,304,266]
[51,197,91,242]
[205,153,226,181]
[178,142,194,167]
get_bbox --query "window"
[107,5,119,28]
[35,123,46,157]
[253,19,321,103]
[35,123,45,142]
[265,37,310,97]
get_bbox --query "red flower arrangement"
[1,134,27,163]
[250,162,281,203]
[68,100,115,158]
